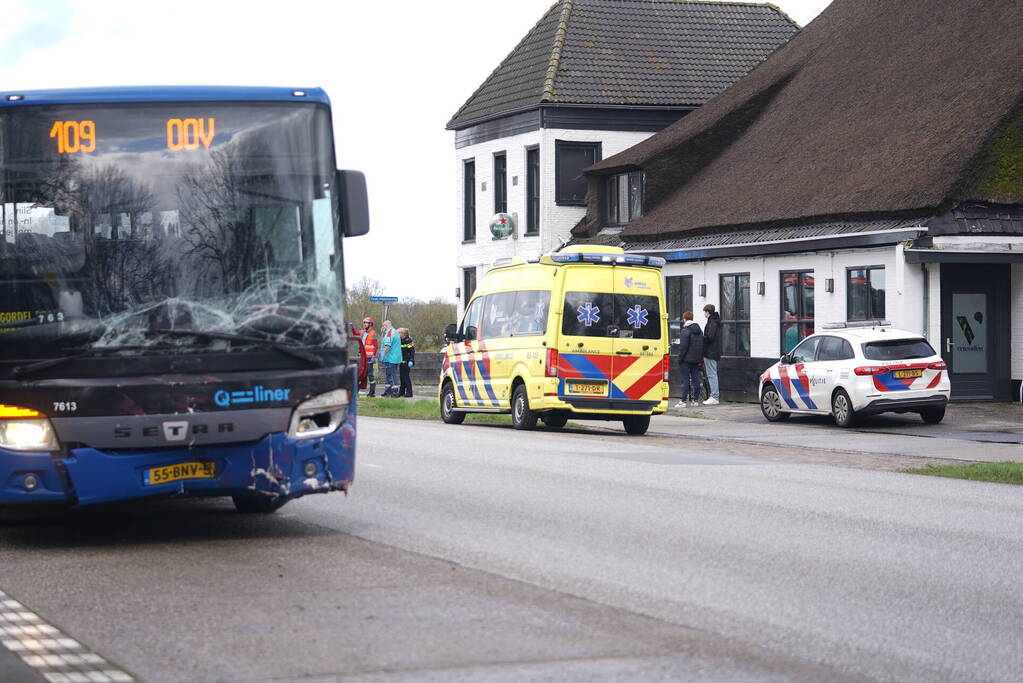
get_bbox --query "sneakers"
[673,401,687,409]
[703,397,719,405]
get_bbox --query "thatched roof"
[576,0,1023,241]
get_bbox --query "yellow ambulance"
[439,246,669,435]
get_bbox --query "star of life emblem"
[576,302,601,327]
[626,305,649,329]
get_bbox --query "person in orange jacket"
[361,318,378,397]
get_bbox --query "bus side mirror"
[444,323,459,342]
[336,169,370,237]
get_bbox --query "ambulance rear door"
[557,265,617,402]
[611,266,665,406]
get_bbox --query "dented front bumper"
[0,416,356,508]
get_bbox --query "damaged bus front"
[0,87,369,513]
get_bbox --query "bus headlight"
[288,389,349,440]
[0,419,60,451]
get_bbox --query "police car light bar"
[821,320,892,329]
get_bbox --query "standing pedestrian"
[379,320,403,397]
[674,312,704,408]
[398,327,415,398]
[360,318,378,397]
[702,303,722,405]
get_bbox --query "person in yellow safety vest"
[361,318,378,397]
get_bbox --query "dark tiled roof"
[579,0,1023,242]
[446,1,798,129]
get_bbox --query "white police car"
[758,322,951,427]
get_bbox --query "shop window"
[719,273,751,356]
[847,267,885,321]
[665,275,693,321]
[555,140,600,206]
[781,270,815,353]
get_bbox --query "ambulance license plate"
[893,369,923,379]
[145,461,216,486]
[568,381,607,395]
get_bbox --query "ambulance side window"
[511,290,550,336]
[481,292,516,339]
[460,298,483,341]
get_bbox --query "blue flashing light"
[550,253,581,263]
[0,86,331,108]
[646,256,666,268]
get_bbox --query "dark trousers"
[366,361,376,395]
[679,361,702,401]
[399,363,412,397]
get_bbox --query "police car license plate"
[893,369,923,379]
[144,461,216,486]
[568,381,607,396]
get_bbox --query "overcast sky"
[0,0,831,301]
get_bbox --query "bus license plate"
[568,381,606,396]
[145,461,216,486]
[893,369,923,379]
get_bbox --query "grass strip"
[904,462,1023,485]
[356,396,586,428]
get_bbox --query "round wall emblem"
[489,213,514,239]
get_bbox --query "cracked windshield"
[0,103,343,358]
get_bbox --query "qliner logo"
[214,386,292,408]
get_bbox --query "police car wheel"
[920,407,945,424]
[512,385,538,430]
[760,386,790,422]
[832,389,858,428]
[622,414,650,435]
[542,413,568,429]
[441,383,466,424]
[232,495,289,514]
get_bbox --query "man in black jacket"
[674,312,704,408]
[702,304,722,405]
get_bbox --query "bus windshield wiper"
[11,345,170,378]
[149,329,326,368]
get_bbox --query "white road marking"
[0,588,135,682]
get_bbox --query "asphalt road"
[2,416,1022,681]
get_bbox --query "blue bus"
[0,86,368,513]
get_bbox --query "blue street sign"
[369,296,399,302]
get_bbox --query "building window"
[493,153,507,215]
[720,273,751,357]
[555,140,600,206]
[847,267,885,321]
[463,160,475,241]
[606,171,643,225]
[665,275,693,321]
[526,147,540,236]
[781,271,815,354]
[463,267,477,307]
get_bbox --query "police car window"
[510,290,550,336]
[562,292,614,337]
[614,294,660,340]
[789,336,820,364]
[863,338,935,360]
[817,336,852,361]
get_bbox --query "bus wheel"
[441,383,466,424]
[511,384,538,430]
[232,495,289,514]
[542,413,568,429]
[622,414,650,436]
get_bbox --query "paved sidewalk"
[652,401,1023,464]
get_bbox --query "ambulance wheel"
[832,389,858,428]
[441,382,465,424]
[920,407,945,424]
[542,413,568,429]
[232,495,289,514]
[760,386,790,422]
[622,414,650,436]
[511,384,538,430]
